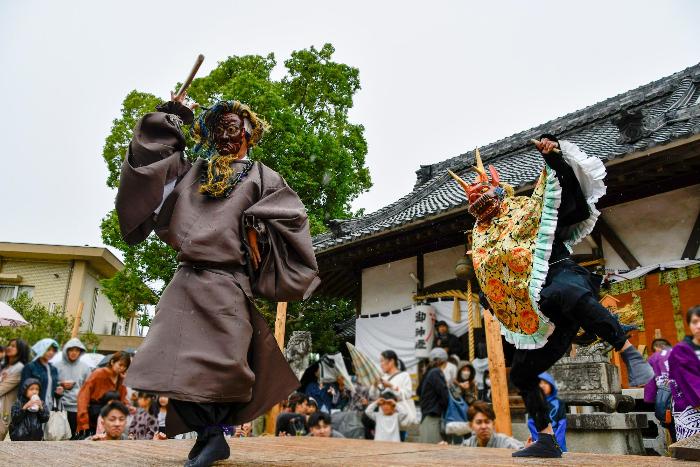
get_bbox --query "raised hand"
[247,228,262,270]
[533,138,560,155]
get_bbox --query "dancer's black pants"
[170,399,237,433]
[510,259,628,432]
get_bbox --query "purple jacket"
[668,337,700,411]
[643,348,671,404]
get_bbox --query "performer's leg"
[170,399,233,467]
[510,324,575,458]
[571,293,654,386]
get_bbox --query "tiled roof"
[314,63,700,253]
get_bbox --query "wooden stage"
[0,437,692,466]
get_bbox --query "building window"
[87,288,99,332]
[0,285,35,303]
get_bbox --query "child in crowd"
[129,392,158,440]
[364,391,408,442]
[308,412,344,438]
[526,373,567,452]
[157,395,169,435]
[9,378,50,441]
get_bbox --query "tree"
[100,44,369,352]
[0,293,73,346]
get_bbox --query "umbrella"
[345,342,383,387]
[0,302,28,327]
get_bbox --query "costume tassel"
[452,296,461,323]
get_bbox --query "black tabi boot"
[185,427,230,467]
[512,433,562,458]
[187,431,208,461]
[620,345,654,387]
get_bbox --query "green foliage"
[79,331,101,352]
[0,293,73,347]
[287,297,356,355]
[100,268,157,321]
[100,43,368,349]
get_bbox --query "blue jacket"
[527,372,567,451]
[20,360,59,408]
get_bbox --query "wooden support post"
[681,209,700,260]
[274,302,288,349]
[597,218,641,269]
[265,302,289,435]
[483,309,512,436]
[70,301,84,338]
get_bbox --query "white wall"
[80,268,124,335]
[601,184,700,271]
[423,245,465,287]
[361,257,416,315]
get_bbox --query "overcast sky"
[1,1,698,252]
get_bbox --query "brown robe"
[115,102,319,434]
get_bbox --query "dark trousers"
[510,260,628,432]
[170,399,237,433]
[67,411,78,439]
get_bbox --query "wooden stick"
[484,308,512,436]
[529,138,561,154]
[174,54,205,99]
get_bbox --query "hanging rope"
[467,281,475,361]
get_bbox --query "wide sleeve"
[115,101,194,245]
[243,164,320,301]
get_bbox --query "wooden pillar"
[70,301,84,338]
[483,309,512,436]
[265,302,289,434]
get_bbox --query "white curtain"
[355,300,484,374]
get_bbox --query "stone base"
[670,433,700,461]
[566,413,647,455]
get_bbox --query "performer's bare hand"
[170,91,199,111]
[534,138,559,155]
[247,228,262,270]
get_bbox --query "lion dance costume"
[449,134,653,457]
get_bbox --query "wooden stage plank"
[0,437,691,466]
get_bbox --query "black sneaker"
[185,431,230,467]
[512,433,562,458]
[187,432,208,461]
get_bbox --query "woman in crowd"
[417,348,449,443]
[0,339,30,440]
[301,362,339,413]
[454,363,477,405]
[157,395,169,435]
[20,338,63,411]
[669,305,700,441]
[369,350,416,440]
[76,351,131,436]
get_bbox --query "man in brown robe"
[116,93,319,466]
